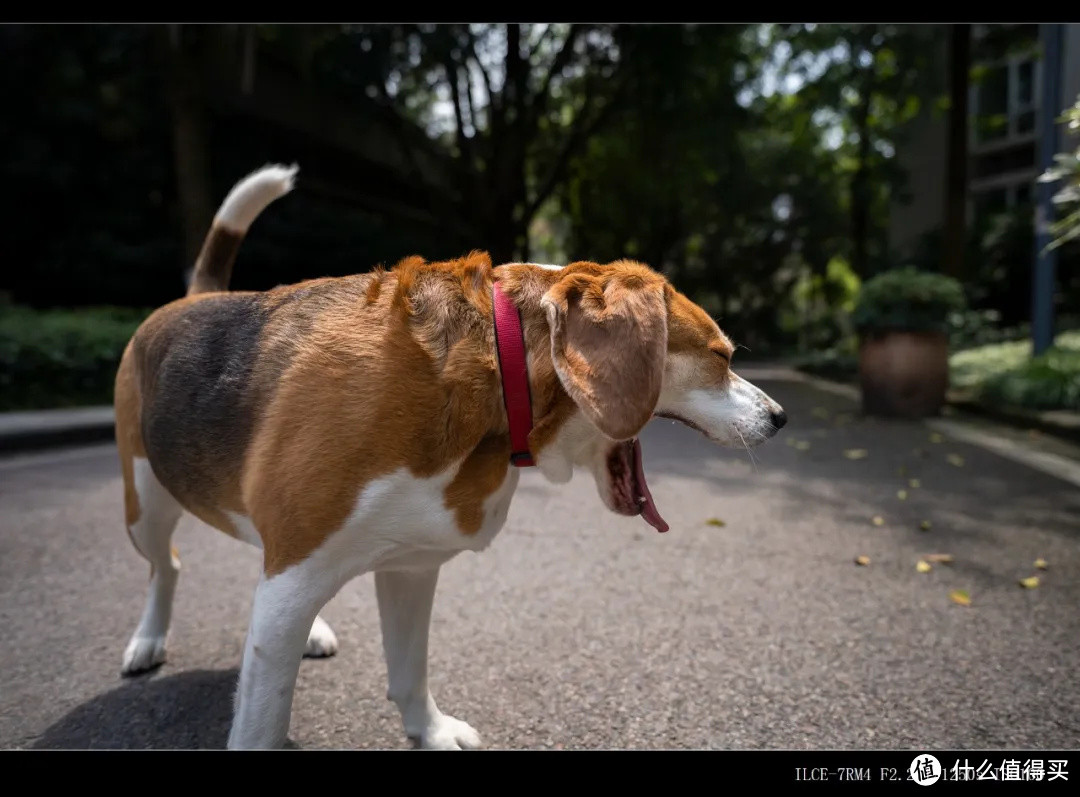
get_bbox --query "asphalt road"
[2,377,1079,750]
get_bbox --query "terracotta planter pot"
[858,331,949,418]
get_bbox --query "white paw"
[121,635,167,675]
[303,616,338,658]
[416,714,483,750]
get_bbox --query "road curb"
[0,406,115,455]
[787,365,1080,447]
[755,366,1080,488]
[946,397,1080,446]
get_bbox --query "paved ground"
[1,375,1079,750]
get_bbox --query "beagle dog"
[115,164,787,749]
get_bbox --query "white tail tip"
[214,163,299,233]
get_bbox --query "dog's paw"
[303,616,338,659]
[121,635,167,676]
[415,715,483,750]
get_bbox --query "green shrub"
[980,346,1080,411]
[0,305,150,410]
[852,267,966,336]
[949,337,1034,394]
[949,330,1080,411]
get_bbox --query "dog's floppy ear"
[540,263,668,441]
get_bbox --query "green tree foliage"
[764,24,942,278]
[1038,93,1080,250]
[279,23,630,262]
[7,23,1059,360]
[554,24,935,351]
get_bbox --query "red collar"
[492,280,535,467]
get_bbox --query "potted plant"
[852,267,966,418]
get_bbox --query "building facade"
[888,24,1080,263]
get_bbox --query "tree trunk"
[850,28,877,278]
[943,24,970,279]
[851,95,873,277]
[165,26,214,282]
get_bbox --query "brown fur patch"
[665,289,734,386]
[114,339,146,528]
[666,289,733,354]
[242,252,508,573]
[539,261,669,441]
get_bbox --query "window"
[971,25,1040,150]
[968,26,1041,225]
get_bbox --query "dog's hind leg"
[120,457,183,675]
[304,614,338,658]
[116,343,184,675]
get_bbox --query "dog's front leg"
[376,567,482,749]
[227,566,335,749]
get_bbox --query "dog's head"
[523,260,786,529]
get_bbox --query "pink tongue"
[631,438,669,533]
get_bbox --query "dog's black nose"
[771,409,788,430]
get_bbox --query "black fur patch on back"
[138,293,267,505]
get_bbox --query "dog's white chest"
[319,461,521,573]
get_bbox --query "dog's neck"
[492,281,534,467]
[489,265,580,479]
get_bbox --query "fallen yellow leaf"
[929,432,944,444]
[1019,576,1040,589]
[920,520,932,531]
[924,553,954,565]
[855,555,870,566]
[908,478,921,489]
[1034,558,1049,570]
[896,465,908,477]
[811,407,830,420]
[949,589,971,607]
[916,560,932,573]
[947,453,965,467]
[872,516,885,526]
[897,489,908,501]
[705,518,726,527]
[795,440,811,451]
[844,449,869,460]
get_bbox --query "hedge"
[0,305,150,411]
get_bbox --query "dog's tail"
[186,163,299,296]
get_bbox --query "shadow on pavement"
[33,669,239,749]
